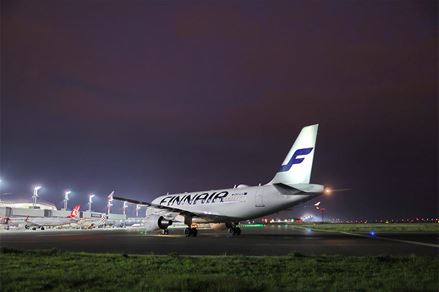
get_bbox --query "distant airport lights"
[32,185,42,208]
[88,194,95,212]
[64,190,71,210]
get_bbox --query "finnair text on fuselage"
[159,191,249,207]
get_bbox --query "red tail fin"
[67,205,80,218]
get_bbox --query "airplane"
[0,216,26,230]
[25,205,81,230]
[114,124,328,237]
[77,214,107,229]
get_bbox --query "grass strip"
[0,248,438,291]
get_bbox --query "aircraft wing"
[113,196,195,217]
[112,196,232,222]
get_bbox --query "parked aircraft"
[114,124,328,237]
[77,214,107,229]
[25,205,80,230]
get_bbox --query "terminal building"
[0,199,126,221]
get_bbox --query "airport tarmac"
[1,225,438,256]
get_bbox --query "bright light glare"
[33,186,42,197]
[324,187,332,195]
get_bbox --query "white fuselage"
[151,184,321,223]
[77,217,106,228]
[26,217,77,227]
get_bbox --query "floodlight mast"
[107,201,113,215]
[32,186,42,208]
[88,194,95,212]
[64,190,71,210]
[107,191,114,215]
[123,201,128,216]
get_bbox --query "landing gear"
[183,216,197,237]
[162,229,169,235]
[226,222,241,236]
[228,227,241,236]
[32,227,36,230]
[40,227,45,230]
[184,227,198,237]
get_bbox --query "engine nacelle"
[144,215,172,232]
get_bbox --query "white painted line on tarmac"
[292,225,439,249]
[340,231,439,249]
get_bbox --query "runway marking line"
[291,226,439,249]
[339,231,439,249]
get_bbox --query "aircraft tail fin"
[67,205,80,218]
[270,124,318,185]
[99,214,107,224]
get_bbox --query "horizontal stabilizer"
[275,183,324,193]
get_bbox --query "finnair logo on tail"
[279,147,313,172]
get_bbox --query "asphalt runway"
[1,225,438,256]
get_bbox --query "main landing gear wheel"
[184,227,198,237]
[228,227,241,236]
[162,229,169,235]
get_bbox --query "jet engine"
[144,215,172,232]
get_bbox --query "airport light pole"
[64,190,71,210]
[107,191,114,215]
[0,178,3,203]
[107,201,113,215]
[32,186,42,208]
[123,201,128,216]
[88,194,95,212]
[136,204,141,217]
[314,201,326,223]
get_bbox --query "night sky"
[1,0,437,220]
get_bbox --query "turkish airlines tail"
[67,205,80,218]
[270,124,318,185]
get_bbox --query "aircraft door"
[255,190,265,207]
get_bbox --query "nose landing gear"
[226,222,241,236]
[184,227,198,237]
[228,227,241,236]
[183,216,198,237]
